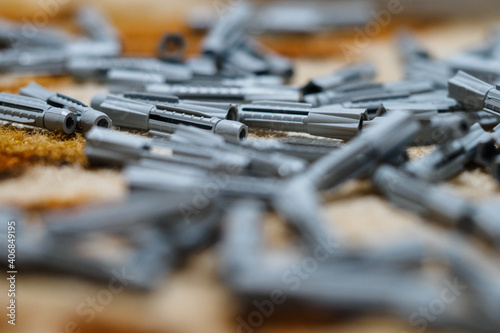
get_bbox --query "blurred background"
[1,0,499,92]
[1,0,499,65]
[0,1,499,333]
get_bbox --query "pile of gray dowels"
[1,3,500,332]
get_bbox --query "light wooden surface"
[0,1,499,333]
